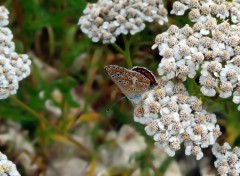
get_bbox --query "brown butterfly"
[105,65,158,104]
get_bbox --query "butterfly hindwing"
[131,66,158,88]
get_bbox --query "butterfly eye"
[128,89,131,92]
[128,76,131,80]
[126,81,129,84]
[111,75,116,78]
[133,88,136,91]
[118,80,122,83]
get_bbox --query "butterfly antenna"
[106,96,126,112]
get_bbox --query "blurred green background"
[1,0,240,176]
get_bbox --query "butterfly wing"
[131,66,158,88]
[105,65,151,103]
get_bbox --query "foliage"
[1,0,240,175]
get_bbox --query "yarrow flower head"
[212,143,240,176]
[0,6,9,26]
[0,6,31,99]
[78,0,168,43]
[0,151,21,176]
[152,0,240,111]
[133,78,221,160]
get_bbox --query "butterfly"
[105,65,158,104]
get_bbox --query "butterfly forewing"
[105,65,151,101]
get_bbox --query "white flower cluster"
[152,0,240,110]
[0,151,21,176]
[78,0,168,43]
[0,6,31,99]
[133,79,221,160]
[171,0,240,23]
[0,6,9,26]
[212,143,240,176]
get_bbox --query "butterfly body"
[105,65,157,104]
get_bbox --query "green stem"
[111,36,133,68]
[10,96,92,158]
[10,96,49,126]
[150,162,163,176]
[158,157,173,174]
[112,43,125,56]
[123,35,133,68]
[65,135,92,158]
